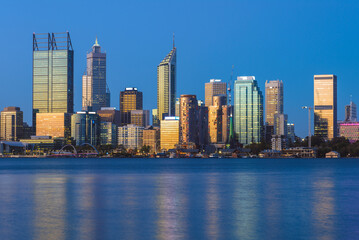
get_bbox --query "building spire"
[93,36,100,47]
[173,33,175,48]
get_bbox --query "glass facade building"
[314,74,337,140]
[36,113,71,139]
[100,122,118,146]
[160,117,179,151]
[157,46,176,122]
[179,95,199,145]
[32,32,74,130]
[0,107,23,141]
[119,88,143,125]
[71,112,100,146]
[234,76,263,145]
[82,38,108,112]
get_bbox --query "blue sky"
[1,0,359,137]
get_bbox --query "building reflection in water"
[205,173,220,239]
[33,174,67,240]
[263,177,282,239]
[312,171,336,240]
[156,174,188,240]
[233,173,259,239]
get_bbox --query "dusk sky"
[1,0,359,137]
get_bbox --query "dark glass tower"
[32,32,74,130]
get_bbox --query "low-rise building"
[143,126,160,153]
[118,124,144,150]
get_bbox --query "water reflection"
[34,175,67,240]
[156,174,188,240]
[205,173,220,240]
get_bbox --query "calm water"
[0,158,359,240]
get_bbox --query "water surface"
[0,158,358,240]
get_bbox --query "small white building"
[325,151,340,158]
[118,124,144,150]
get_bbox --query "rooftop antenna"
[228,65,234,106]
[350,94,353,103]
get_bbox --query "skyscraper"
[119,88,143,125]
[345,101,357,122]
[234,76,263,145]
[0,107,23,141]
[160,117,179,151]
[205,79,227,106]
[208,95,228,144]
[179,94,199,145]
[71,111,100,146]
[82,37,108,112]
[265,80,283,126]
[157,42,176,121]
[314,74,337,140]
[32,32,74,130]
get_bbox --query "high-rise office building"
[205,79,227,107]
[71,111,100,146]
[287,123,295,144]
[82,37,108,112]
[118,124,144,149]
[97,107,121,126]
[100,122,117,146]
[152,109,159,126]
[208,95,228,144]
[234,76,263,145]
[32,32,74,130]
[345,101,357,122]
[130,110,150,127]
[0,107,23,141]
[274,113,288,136]
[160,116,179,151]
[179,95,199,145]
[143,126,160,153]
[157,43,176,121]
[265,80,283,126]
[36,113,71,139]
[314,74,337,140]
[119,88,143,125]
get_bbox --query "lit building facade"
[274,113,288,136]
[208,95,228,143]
[0,107,23,141]
[143,126,160,153]
[339,122,359,143]
[120,88,143,125]
[36,113,71,139]
[118,124,144,149]
[234,76,263,145]
[152,109,159,126]
[71,112,100,146]
[205,79,227,107]
[130,110,150,127]
[157,45,176,121]
[82,38,109,111]
[179,95,199,145]
[100,122,118,146]
[265,80,283,126]
[287,123,295,144]
[160,117,179,151]
[314,74,337,140]
[32,32,74,131]
[97,107,121,126]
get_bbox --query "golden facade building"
[97,107,121,126]
[265,80,283,126]
[130,110,150,127]
[0,107,23,141]
[157,45,176,121]
[205,79,227,107]
[36,113,71,139]
[119,88,143,125]
[143,126,160,153]
[314,74,337,140]
[179,95,199,145]
[208,95,228,143]
[160,117,179,151]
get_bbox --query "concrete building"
[0,107,23,141]
[82,37,109,112]
[157,44,176,121]
[205,79,227,107]
[179,94,199,145]
[118,124,144,150]
[208,95,228,144]
[339,122,359,143]
[36,113,71,139]
[120,88,143,125]
[234,76,263,145]
[314,74,337,140]
[143,126,160,153]
[71,112,100,146]
[160,117,179,151]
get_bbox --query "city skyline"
[1,1,359,137]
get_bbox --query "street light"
[302,106,313,148]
